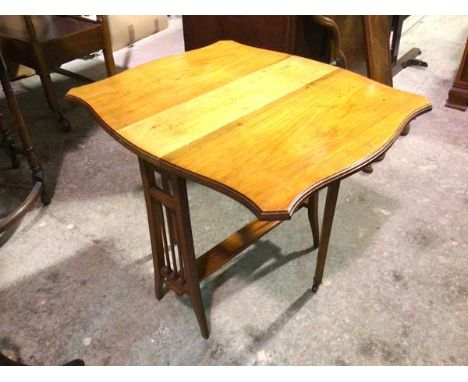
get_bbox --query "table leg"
[138,158,209,338]
[307,191,320,249]
[139,158,165,300]
[171,175,209,339]
[312,180,341,293]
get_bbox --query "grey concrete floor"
[0,16,467,365]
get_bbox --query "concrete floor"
[0,16,467,365]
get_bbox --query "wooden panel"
[164,68,430,216]
[117,56,336,157]
[329,16,368,76]
[68,41,288,130]
[363,16,393,86]
[182,16,330,62]
[184,16,292,53]
[67,41,431,219]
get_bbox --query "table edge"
[67,93,432,220]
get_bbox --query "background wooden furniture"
[0,51,48,236]
[183,16,392,83]
[183,16,331,63]
[389,15,428,76]
[0,15,116,131]
[67,41,431,338]
[446,37,468,111]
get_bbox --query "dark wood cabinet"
[183,16,330,63]
[446,37,468,111]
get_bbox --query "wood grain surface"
[67,41,431,219]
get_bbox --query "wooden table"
[67,41,431,338]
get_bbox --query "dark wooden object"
[389,16,428,77]
[446,37,468,111]
[0,51,49,235]
[0,15,116,131]
[183,16,330,62]
[183,15,393,83]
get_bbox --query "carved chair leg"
[312,180,340,293]
[307,191,320,249]
[97,16,117,77]
[138,158,209,338]
[0,53,50,205]
[24,16,70,132]
[35,64,70,132]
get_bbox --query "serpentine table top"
[66,40,431,220]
